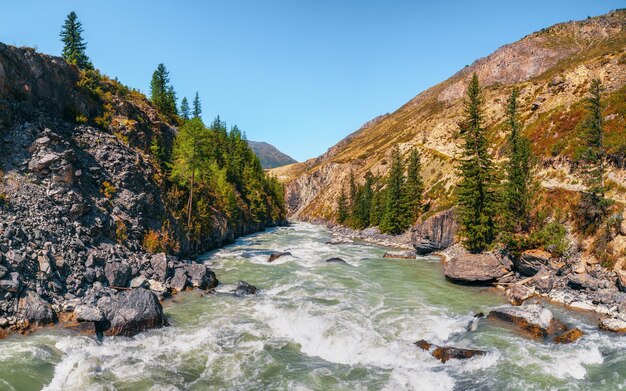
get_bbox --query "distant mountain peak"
[247,140,297,169]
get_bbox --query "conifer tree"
[576,79,611,234]
[59,11,93,69]
[353,172,374,229]
[456,74,497,252]
[180,97,191,120]
[503,87,535,233]
[402,148,424,226]
[170,117,209,226]
[193,92,202,118]
[150,64,177,117]
[337,190,349,224]
[380,146,406,235]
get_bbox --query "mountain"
[272,10,626,223]
[247,140,297,169]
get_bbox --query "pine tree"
[369,180,385,227]
[353,172,374,228]
[402,148,424,226]
[180,97,190,120]
[170,117,209,226]
[503,87,535,233]
[337,190,349,224]
[456,74,497,252]
[150,64,177,117]
[193,92,202,118]
[59,11,93,69]
[576,79,611,234]
[380,146,406,235]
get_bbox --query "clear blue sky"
[1,1,622,161]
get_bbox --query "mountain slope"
[272,10,626,222]
[247,140,297,169]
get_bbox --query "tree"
[170,118,209,227]
[576,79,612,234]
[503,87,535,233]
[337,190,349,224]
[150,64,177,117]
[456,74,498,252]
[193,92,202,118]
[402,148,424,225]
[180,97,190,120]
[353,172,374,229]
[59,11,93,69]
[380,146,406,234]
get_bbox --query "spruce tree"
[353,172,374,229]
[337,190,349,224]
[576,79,611,234]
[193,92,202,118]
[380,146,406,235]
[456,74,497,252]
[59,11,93,69]
[150,64,177,117]
[503,87,535,233]
[402,148,424,226]
[180,97,191,120]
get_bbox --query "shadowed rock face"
[411,209,457,255]
[444,253,509,284]
[98,288,166,337]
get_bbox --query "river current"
[0,222,625,390]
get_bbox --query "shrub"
[101,181,116,199]
[75,113,88,124]
[115,220,128,243]
[142,227,178,254]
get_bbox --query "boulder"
[0,265,7,279]
[507,284,535,306]
[74,305,105,322]
[18,291,55,325]
[97,288,167,337]
[185,264,218,290]
[599,318,626,333]
[325,257,347,264]
[617,271,626,293]
[411,208,457,255]
[516,249,551,276]
[415,339,485,363]
[170,268,188,293]
[233,281,258,296]
[568,273,606,291]
[0,273,19,292]
[129,275,149,289]
[532,268,555,294]
[554,328,584,344]
[444,253,509,284]
[488,304,555,338]
[383,250,417,259]
[150,253,170,281]
[104,262,131,287]
[268,251,291,263]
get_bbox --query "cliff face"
[272,10,626,222]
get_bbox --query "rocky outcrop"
[96,288,166,337]
[415,339,485,363]
[233,281,258,296]
[515,249,552,276]
[444,253,510,284]
[488,304,558,339]
[411,209,457,255]
[599,318,626,333]
[383,250,417,259]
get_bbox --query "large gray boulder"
[488,304,556,338]
[515,249,551,276]
[104,262,131,287]
[185,264,218,290]
[444,253,509,284]
[411,208,457,255]
[97,288,166,337]
[18,290,55,325]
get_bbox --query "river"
[0,222,625,390]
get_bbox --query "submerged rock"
[383,250,417,259]
[444,253,509,284]
[554,328,584,344]
[97,288,167,337]
[599,318,626,333]
[415,339,485,363]
[488,304,555,338]
[268,251,291,263]
[325,257,347,264]
[233,281,258,296]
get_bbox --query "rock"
[488,304,555,338]
[170,268,188,293]
[383,250,416,259]
[569,301,596,311]
[444,253,509,284]
[415,339,485,363]
[18,291,55,325]
[508,284,535,306]
[325,257,347,264]
[97,288,167,337]
[28,153,60,173]
[233,281,258,296]
[129,275,149,289]
[0,265,8,279]
[599,318,626,333]
[617,271,626,293]
[621,219,626,236]
[326,237,353,245]
[185,264,218,290]
[0,274,20,292]
[147,279,167,294]
[411,208,457,255]
[74,305,105,322]
[150,253,170,281]
[532,268,555,294]
[104,262,131,287]
[554,328,584,344]
[268,251,291,263]
[568,273,605,291]
[516,249,551,276]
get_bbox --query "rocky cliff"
[273,10,626,224]
[0,43,278,337]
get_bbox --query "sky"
[1,1,623,161]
